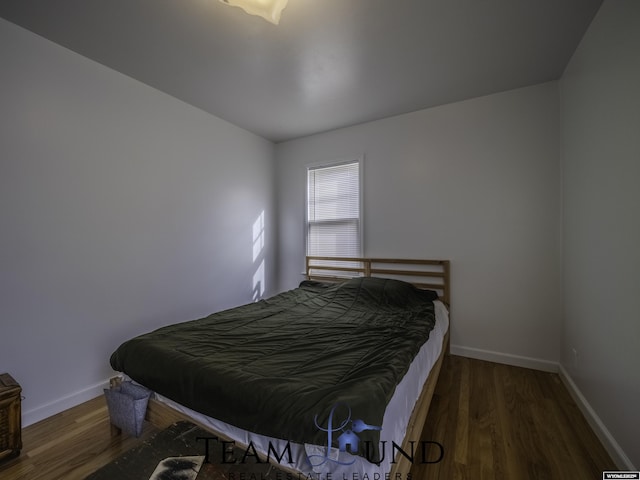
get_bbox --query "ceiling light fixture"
[219,0,289,25]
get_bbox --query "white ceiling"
[0,0,602,142]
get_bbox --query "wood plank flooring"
[412,355,615,479]
[0,395,160,480]
[0,355,615,480]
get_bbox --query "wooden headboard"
[305,256,450,305]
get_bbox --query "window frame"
[304,157,364,261]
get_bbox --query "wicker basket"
[104,381,151,437]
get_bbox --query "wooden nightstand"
[0,373,22,462]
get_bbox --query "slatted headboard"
[305,256,450,306]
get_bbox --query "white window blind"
[307,160,361,259]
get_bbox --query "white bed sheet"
[145,300,449,478]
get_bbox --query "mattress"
[111,278,439,450]
[132,299,449,478]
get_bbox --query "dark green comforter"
[110,277,437,458]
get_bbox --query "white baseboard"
[22,377,111,428]
[451,346,635,469]
[450,344,559,372]
[558,365,636,471]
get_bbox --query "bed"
[109,257,450,478]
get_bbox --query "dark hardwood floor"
[0,355,616,479]
[413,355,616,479]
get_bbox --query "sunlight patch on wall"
[253,259,265,301]
[253,210,265,262]
[252,211,266,301]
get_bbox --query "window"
[306,160,361,259]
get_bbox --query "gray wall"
[560,0,640,468]
[276,82,562,369]
[0,18,277,426]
